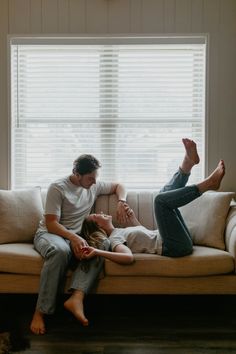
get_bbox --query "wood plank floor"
[1,294,236,353]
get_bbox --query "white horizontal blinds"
[113,44,205,188]
[12,45,102,188]
[11,38,206,189]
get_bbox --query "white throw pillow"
[180,191,235,250]
[0,187,43,244]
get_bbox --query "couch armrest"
[225,204,236,270]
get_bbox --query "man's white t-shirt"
[109,226,162,255]
[37,176,113,234]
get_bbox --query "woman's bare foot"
[64,291,89,326]
[197,160,225,193]
[181,138,200,174]
[30,310,46,335]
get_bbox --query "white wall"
[0,0,236,191]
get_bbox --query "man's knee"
[45,243,71,263]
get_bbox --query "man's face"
[76,170,98,189]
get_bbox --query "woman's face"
[87,213,112,229]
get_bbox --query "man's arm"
[109,183,127,201]
[109,183,128,224]
[45,214,87,259]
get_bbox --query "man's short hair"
[73,154,101,175]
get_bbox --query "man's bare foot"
[197,160,225,193]
[181,138,200,174]
[30,310,46,335]
[64,291,89,326]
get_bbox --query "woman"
[81,140,225,260]
[64,139,225,325]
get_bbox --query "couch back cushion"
[0,187,233,249]
[0,187,44,244]
[94,191,157,230]
[180,191,235,250]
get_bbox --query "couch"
[0,187,236,295]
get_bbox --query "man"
[30,154,127,335]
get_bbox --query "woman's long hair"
[81,218,108,249]
[79,218,109,272]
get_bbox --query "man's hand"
[70,235,88,259]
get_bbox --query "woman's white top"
[109,225,162,255]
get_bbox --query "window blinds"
[10,37,206,189]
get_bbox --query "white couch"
[0,187,236,294]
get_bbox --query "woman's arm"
[81,244,134,265]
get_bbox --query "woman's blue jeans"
[154,169,201,257]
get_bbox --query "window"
[10,36,206,189]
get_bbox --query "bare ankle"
[181,138,200,174]
[70,290,84,301]
[64,291,88,326]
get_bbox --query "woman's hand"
[122,203,141,226]
[80,246,98,260]
[123,203,134,217]
[116,201,128,224]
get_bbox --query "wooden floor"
[1,294,236,354]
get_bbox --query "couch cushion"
[0,244,234,278]
[0,187,43,244]
[105,246,234,277]
[180,191,235,250]
[0,243,75,278]
[0,243,44,275]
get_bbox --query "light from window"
[10,37,206,190]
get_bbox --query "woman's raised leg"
[160,138,200,193]
[155,160,225,257]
